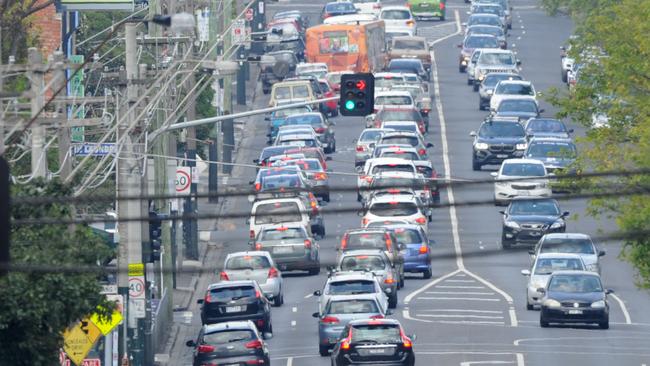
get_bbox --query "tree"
[544,0,650,288]
[0,0,54,63]
[0,179,115,365]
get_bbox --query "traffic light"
[339,73,374,116]
[148,211,162,262]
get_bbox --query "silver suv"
[473,49,521,91]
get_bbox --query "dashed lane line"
[418,314,504,319]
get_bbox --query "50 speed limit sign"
[175,167,191,194]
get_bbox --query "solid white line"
[461,362,514,366]
[509,308,519,327]
[286,357,293,366]
[436,285,486,289]
[446,279,477,283]
[418,314,504,319]
[610,293,632,324]
[425,291,495,295]
[304,293,313,299]
[516,353,525,366]
[420,309,503,314]
[404,269,462,305]
[418,297,501,301]
[433,320,505,325]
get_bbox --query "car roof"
[366,157,417,165]
[378,144,418,151]
[393,35,426,42]
[501,158,546,165]
[373,171,419,179]
[328,271,378,282]
[370,194,418,204]
[549,270,601,277]
[203,321,256,333]
[382,5,411,11]
[327,293,382,303]
[375,90,413,97]
[496,80,532,86]
[207,280,257,290]
[542,233,592,240]
[536,253,586,260]
[381,130,421,137]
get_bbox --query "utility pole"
[208,0,222,204]
[117,22,145,366]
[0,156,9,278]
[28,48,47,178]
[53,51,72,180]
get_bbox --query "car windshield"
[465,36,499,49]
[380,136,419,146]
[497,83,534,95]
[273,106,310,118]
[285,114,323,127]
[376,96,413,105]
[328,280,376,295]
[260,146,298,161]
[508,200,560,215]
[327,299,379,314]
[479,122,525,137]
[293,85,310,98]
[379,110,422,122]
[360,130,383,142]
[534,258,585,275]
[352,324,401,343]
[484,74,521,87]
[527,142,577,159]
[547,274,603,293]
[203,330,255,344]
[469,26,504,38]
[278,137,318,147]
[371,177,421,189]
[393,39,425,50]
[260,227,306,241]
[260,174,302,190]
[497,100,537,113]
[391,228,422,244]
[527,119,567,133]
[371,164,415,174]
[384,123,418,133]
[254,201,302,224]
[540,238,596,255]
[209,286,256,301]
[382,10,411,19]
[275,86,291,100]
[340,255,386,271]
[369,202,419,216]
[480,52,515,65]
[282,159,322,171]
[501,163,546,176]
[226,255,271,270]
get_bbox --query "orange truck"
[305,20,386,73]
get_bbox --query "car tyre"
[561,69,568,83]
[319,345,330,357]
[440,15,445,21]
[540,316,549,328]
[459,66,465,73]
[273,292,283,307]
[388,293,398,308]
[501,234,512,249]
[473,83,479,92]
[331,141,336,153]
[599,319,609,329]
[472,160,481,171]
[309,266,320,276]
[467,78,473,86]
[526,299,534,311]
[423,267,433,279]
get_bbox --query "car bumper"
[474,150,525,165]
[195,354,268,366]
[494,185,552,203]
[319,325,346,345]
[502,226,565,244]
[259,280,282,299]
[342,352,414,365]
[541,306,608,324]
[412,10,444,17]
[404,258,430,272]
[274,253,320,271]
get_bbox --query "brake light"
[341,234,348,250]
[255,242,262,250]
[260,161,267,167]
[439,1,445,9]
[364,175,373,183]
[384,277,395,284]
[256,290,262,299]
[406,20,414,27]
[418,148,426,156]
[197,344,215,353]
[415,217,426,224]
[315,172,328,180]
[385,233,393,249]
[400,327,412,348]
[304,239,312,249]
[220,271,230,281]
[204,291,213,303]
[250,230,255,239]
[268,267,279,278]
[321,316,340,324]
[419,245,428,254]
[254,182,261,191]
[341,327,352,350]
[369,314,384,319]
[245,339,263,349]
[314,127,326,133]
[256,319,265,328]
[356,146,365,152]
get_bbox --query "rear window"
[293,85,310,98]
[375,96,412,105]
[375,76,404,89]
[381,10,411,19]
[360,130,383,142]
[351,324,401,343]
[260,174,302,190]
[369,202,418,216]
[393,39,425,50]
[501,163,545,177]
[379,110,421,122]
[383,123,418,134]
[372,164,415,174]
[391,228,422,244]
[496,83,534,95]
[327,299,379,314]
[328,280,376,295]
[540,239,595,255]
[254,201,302,224]
[285,114,323,127]
[346,232,386,249]
[209,286,256,301]
[465,36,499,49]
[381,151,418,160]
[226,255,271,270]
[319,82,331,92]
[203,330,255,345]
[534,258,585,274]
[260,227,306,240]
[275,86,291,100]
[340,255,386,271]
[380,136,418,146]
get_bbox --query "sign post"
[127,263,145,327]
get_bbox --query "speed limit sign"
[176,167,191,194]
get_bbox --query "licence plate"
[225,306,243,313]
[497,154,508,158]
[273,246,293,254]
[529,231,542,237]
[568,309,583,315]
[517,190,530,195]
[368,348,387,354]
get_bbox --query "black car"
[261,51,298,95]
[470,117,527,171]
[198,281,273,333]
[500,197,568,249]
[538,271,611,329]
[331,318,415,366]
[186,321,271,366]
[493,98,543,121]
[524,118,573,140]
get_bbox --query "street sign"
[127,263,146,324]
[71,143,117,157]
[175,167,191,194]
[128,277,145,298]
[63,321,102,366]
[63,359,101,366]
[90,304,123,336]
[232,19,246,44]
[245,8,254,21]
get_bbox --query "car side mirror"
[536,288,546,294]
[598,250,606,257]
[357,210,364,217]
[186,340,196,347]
[490,172,498,178]
[521,269,531,276]
[562,211,570,217]
[539,108,545,114]
[457,43,463,48]
[469,131,477,137]
[528,250,535,255]
[461,22,467,26]
[313,290,322,296]
[264,116,270,121]
[197,299,204,304]
[516,59,522,66]
[246,218,251,224]
[253,159,260,164]
[312,312,320,318]
[426,143,434,148]
[248,180,255,185]
[568,128,574,133]
[605,289,614,294]
[498,210,505,215]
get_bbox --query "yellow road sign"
[90,307,123,336]
[128,263,144,276]
[63,320,101,366]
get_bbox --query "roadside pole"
[28,48,47,178]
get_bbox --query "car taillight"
[419,245,428,254]
[384,277,395,284]
[341,235,348,250]
[255,182,261,191]
[364,175,373,183]
[256,319,265,328]
[304,239,312,249]
[255,290,262,299]
[418,148,426,156]
[405,2,411,7]
[315,172,327,180]
[415,217,426,224]
[204,291,213,303]
[220,271,229,281]
[323,13,330,18]
[197,344,215,353]
[439,1,445,9]
[268,267,279,278]
[245,340,263,349]
[370,314,384,319]
[321,316,340,324]
[356,146,365,152]
[250,230,255,239]
[255,242,262,250]
[314,127,326,133]
[260,161,267,167]
[362,218,369,226]
[245,361,265,365]
[384,233,393,250]
[400,327,412,348]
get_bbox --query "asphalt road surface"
[170,0,650,364]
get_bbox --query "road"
[169,0,650,364]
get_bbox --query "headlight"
[475,142,489,150]
[586,263,599,272]
[591,300,606,309]
[543,299,561,308]
[478,74,485,81]
[504,220,520,229]
[538,182,548,188]
[516,143,527,150]
[487,89,494,95]
[463,56,470,62]
[550,220,565,229]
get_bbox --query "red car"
[317,78,338,117]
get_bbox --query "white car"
[379,6,416,34]
[374,90,416,113]
[248,197,310,240]
[348,0,382,16]
[490,80,537,111]
[313,271,389,314]
[295,62,328,78]
[274,133,322,148]
[373,73,407,94]
[221,251,285,306]
[531,233,606,275]
[361,194,428,232]
[357,157,417,200]
[491,159,551,205]
[521,253,586,310]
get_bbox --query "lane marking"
[404,269,462,305]
[516,353,525,366]
[446,279,477,283]
[286,357,293,366]
[461,361,514,366]
[436,285,486,289]
[418,297,501,301]
[418,314,504,319]
[425,291,496,295]
[516,320,650,327]
[292,306,297,313]
[610,293,632,324]
[420,309,502,313]
[304,293,313,299]
[291,320,296,327]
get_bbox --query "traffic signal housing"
[339,73,374,116]
[148,211,162,262]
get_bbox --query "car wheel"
[319,226,326,238]
[473,83,479,92]
[273,292,283,307]
[599,320,609,329]
[440,15,445,21]
[472,160,481,171]
[266,322,274,334]
[388,293,398,309]
[467,78,473,85]
[331,141,336,153]
[540,315,549,328]
[309,267,320,276]
[561,69,568,83]
[526,299,534,311]
[459,66,465,73]
[501,234,512,249]
[423,267,433,279]
[357,193,362,202]
[319,345,330,357]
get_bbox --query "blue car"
[265,105,313,144]
[386,224,433,279]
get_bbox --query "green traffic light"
[345,100,355,111]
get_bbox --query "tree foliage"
[0,179,115,365]
[544,0,650,288]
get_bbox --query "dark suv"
[261,51,298,95]
[186,321,271,366]
[470,117,527,171]
[198,280,273,333]
[500,197,568,249]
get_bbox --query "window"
[540,238,596,255]
[527,120,567,133]
[465,36,499,49]
[480,52,515,65]
[375,76,405,89]
[497,83,534,95]
[319,31,352,54]
[501,163,546,177]
[203,330,255,345]
[378,109,422,123]
[226,255,271,270]
[328,280,377,295]
[369,202,419,216]
[293,85,310,98]
[260,227,306,241]
[380,136,419,146]
[497,100,537,113]
[209,286,256,301]
[392,228,423,244]
[375,96,413,105]
[548,275,602,293]
[372,164,415,174]
[508,200,560,216]
[254,202,302,224]
[275,86,291,100]
[340,255,386,271]
[381,10,411,20]
[527,142,577,159]
[327,300,380,314]
[381,151,419,160]
[393,39,426,50]
[260,174,302,190]
[286,114,322,126]
[351,324,401,343]
[360,130,383,142]
[346,232,386,249]
[479,122,525,137]
[534,258,585,275]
